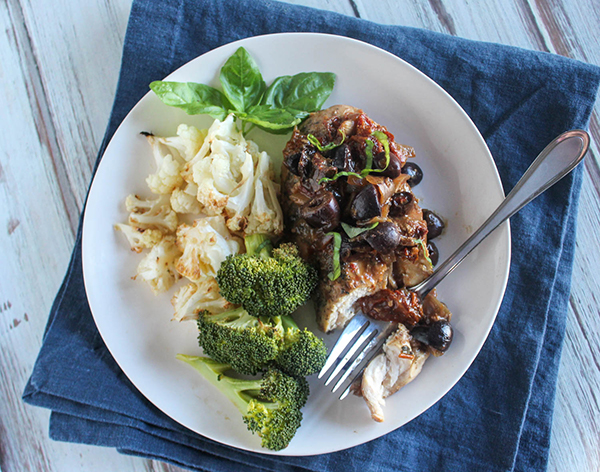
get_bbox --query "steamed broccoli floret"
[197,307,284,375]
[177,355,308,451]
[216,234,318,318]
[276,316,327,377]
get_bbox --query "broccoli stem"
[207,306,249,324]
[176,354,262,414]
[244,233,273,258]
[281,315,298,331]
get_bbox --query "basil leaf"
[149,81,229,120]
[240,105,302,130]
[341,222,379,239]
[263,72,336,117]
[219,47,266,112]
[307,132,346,152]
[327,232,342,281]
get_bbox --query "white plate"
[82,33,510,456]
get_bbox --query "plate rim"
[82,31,512,456]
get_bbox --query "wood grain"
[1,0,598,471]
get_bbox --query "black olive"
[410,326,429,345]
[363,221,401,253]
[422,209,445,239]
[411,320,453,352]
[428,320,453,352]
[426,241,439,266]
[284,152,302,176]
[331,144,352,171]
[300,189,341,231]
[375,151,403,179]
[402,162,423,186]
[389,192,413,217]
[350,185,382,222]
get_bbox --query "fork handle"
[411,130,590,299]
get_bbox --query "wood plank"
[548,170,600,472]
[0,0,181,470]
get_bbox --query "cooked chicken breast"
[281,105,431,332]
[361,324,429,422]
[281,105,453,420]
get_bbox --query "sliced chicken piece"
[314,255,392,332]
[360,324,429,422]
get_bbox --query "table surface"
[1,0,599,471]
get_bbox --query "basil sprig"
[150,47,335,134]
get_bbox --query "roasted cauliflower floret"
[114,223,163,253]
[163,124,207,162]
[170,182,202,214]
[184,114,242,182]
[175,216,241,282]
[126,194,178,233]
[223,143,255,232]
[246,151,283,235]
[191,116,253,216]
[144,134,185,195]
[171,279,232,321]
[135,235,182,294]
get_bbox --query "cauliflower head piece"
[171,279,232,321]
[165,124,207,162]
[190,115,255,217]
[135,235,182,294]
[114,223,163,253]
[246,151,283,236]
[170,182,202,214]
[144,134,185,195]
[175,216,242,282]
[126,194,178,233]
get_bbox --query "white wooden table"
[1,0,599,470]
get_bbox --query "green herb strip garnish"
[319,171,362,184]
[307,131,346,153]
[318,130,391,184]
[414,238,433,267]
[361,131,390,176]
[150,47,336,135]
[327,232,342,281]
[341,222,379,239]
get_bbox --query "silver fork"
[319,129,590,400]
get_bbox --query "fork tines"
[318,313,396,399]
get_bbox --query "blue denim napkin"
[23,0,600,471]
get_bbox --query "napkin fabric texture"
[23,0,600,471]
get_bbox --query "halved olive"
[362,221,401,253]
[422,209,445,239]
[389,192,413,217]
[426,241,439,266]
[411,320,453,352]
[375,151,403,179]
[402,162,423,186]
[284,152,302,176]
[300,189,340,231]
[331,144,352,171]
[350,185,381,222]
